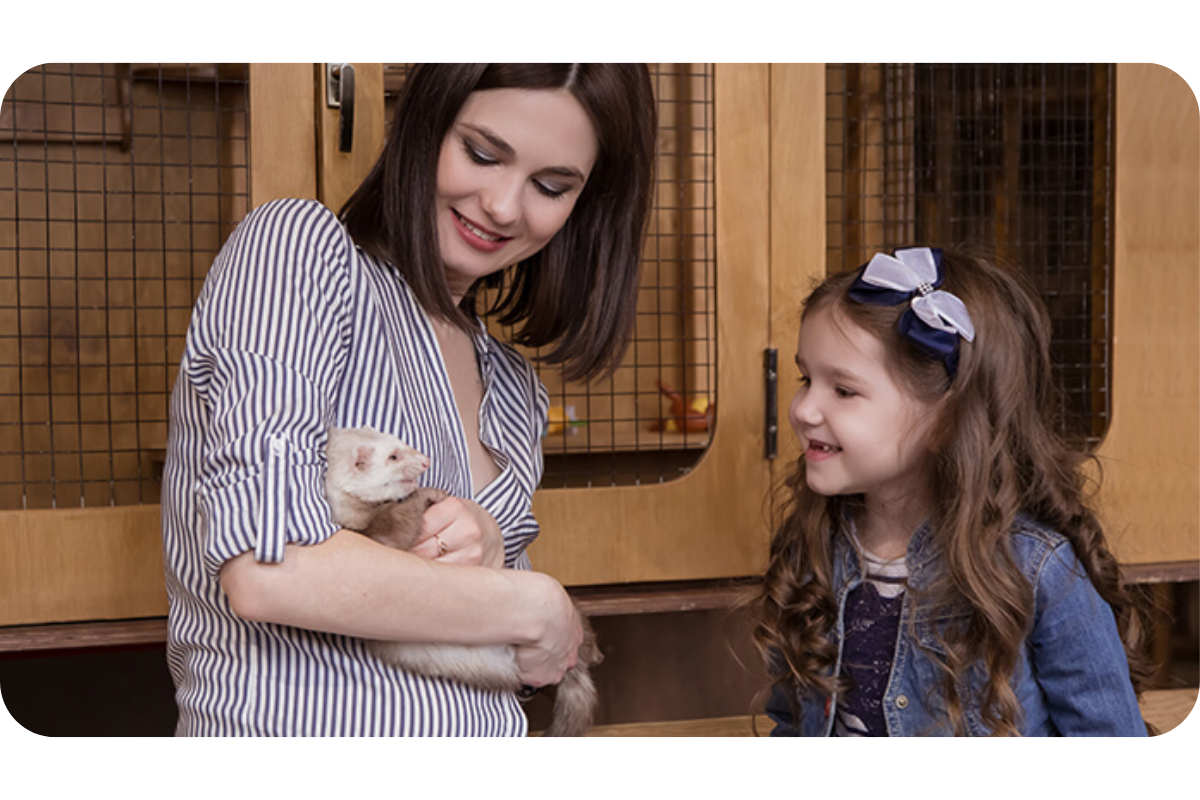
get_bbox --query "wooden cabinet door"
[0,63,785,626]
[1,63,1191,629]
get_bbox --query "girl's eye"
[797,375,811,388]
[834,386,857,399]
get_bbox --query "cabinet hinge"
[764,348,778,459]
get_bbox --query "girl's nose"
[789,388,821,433]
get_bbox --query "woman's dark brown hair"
[753,247,1155,735]
[339,64,657,383]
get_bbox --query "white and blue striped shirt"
[162,198,549,736]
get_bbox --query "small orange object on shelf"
[650,379,714,433]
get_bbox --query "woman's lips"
[451,209,511,253]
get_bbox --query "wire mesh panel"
[546,64,716,487]
[0,64,250,509]
[385,64,718,488]
[826,64,1113,445]
[2,63,714,508]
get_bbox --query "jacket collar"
[834,515,943,590]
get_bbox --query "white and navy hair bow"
[847,247,975,377]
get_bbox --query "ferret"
[324,425,601,737]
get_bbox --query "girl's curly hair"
[753,248,1156,735]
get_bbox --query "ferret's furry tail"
[541,665,597,737]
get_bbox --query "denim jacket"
[766,515,1147,736]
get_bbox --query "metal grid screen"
[385,64,717,489]
[826,64,1113,445]
[1,64,250,509]
[2,63,714,508]
[544,64,716,488]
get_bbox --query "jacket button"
[895,694,909,709]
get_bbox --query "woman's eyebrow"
[462,123,515,157]
[460,122,587,182]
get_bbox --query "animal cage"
[0,63,714,509]
[383,64,718,489]
[826,63,1114,445]
[0,63,1194,630]
[1,64,250,511]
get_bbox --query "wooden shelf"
[0,579,757,654]
[0,618,167,654]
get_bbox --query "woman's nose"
[480,174,522,228]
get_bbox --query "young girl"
[754,246,1153,736]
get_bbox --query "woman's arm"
[219,529,581,686]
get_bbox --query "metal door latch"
[325,63,356,153]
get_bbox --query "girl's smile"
[804,438,842,461]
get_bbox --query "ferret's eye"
[388,451,399,462]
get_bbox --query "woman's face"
[435,88,600,300]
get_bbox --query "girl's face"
[435,88,599,300]
[789,306,939,511]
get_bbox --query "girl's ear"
[923,392,956,455]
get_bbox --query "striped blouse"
[162,198,549,736]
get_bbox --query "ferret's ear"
[354,445,374,470]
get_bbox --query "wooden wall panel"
[0,505,165,625]
[1096,64,1199,566]
[248,64,316,208]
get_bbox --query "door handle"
[326,63,356,153]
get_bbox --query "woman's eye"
[461,138,497,166]
[533,179,569,200]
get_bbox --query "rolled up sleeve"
[182,199,353,576]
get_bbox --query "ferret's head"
[327,427,430,503]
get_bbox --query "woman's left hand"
[412,495,505,569]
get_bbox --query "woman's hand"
[510,574,584,687]
[410,495,505,569]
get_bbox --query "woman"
[162,64,657,736]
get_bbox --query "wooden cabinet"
[0,63,1194,631]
